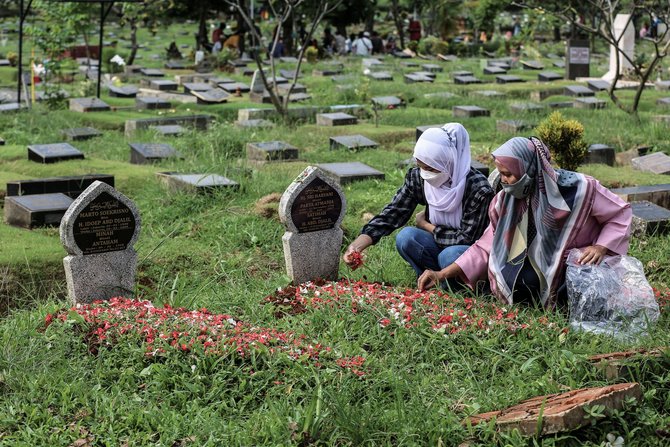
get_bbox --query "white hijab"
[413,123,471,228]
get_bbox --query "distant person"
[223,30,242,54]
[513,16,522,36]
[346,33,356,53]
[334,29,347,55]
[408,17,422,41]
[212,22,227,45]
[640,22,649,39]
[352,31,372,56]
[385,35,398,54]
[322,27,335,55]
[370,31,384,54]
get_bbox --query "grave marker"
[368,71,394,81]
[472,90,505,98]
[129,143,183,164]
[4,193,74,229]
[28,143,84,163]
[509,103,544,113]
[454,75,482,85]
[183,82,212,94]
[483,66,506,75]
[235,119,275,129]
[630,201,670,235]
[495,75,525,84]
[69,98,111,113]
[247,141,299,162]
[219,82,250,93]
[60,181,141,303]
[612,184,670,209]
[316,112,358,126]
[136,96,172,110]
[6,174,114,198]
[564,85,595,97]
[371,96,404,109]
[575,97,607,109]
[586,144,616,166]
[191,88,230,104]
[421,63,443,73]
[453,105,490,118]
[566,39,590,80]
[140,68,165,77]
[538,71,563,82]
[108,85,138,98]
[318,162,385,185]
[587,80,611,91]
[152,125,185,136]
[416,124,444,141]
[497,120,531,133]
[147,79,179,91]
[631,152,670,175]
[603,15,634,81]
[329,135,378,150]
[156,172,239,193]
[278,166,346,285]
[61,127,102,141]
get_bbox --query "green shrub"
[534,111,588,171]
[101,47,128,74]
[7,51,18,67]
[417,36,449,56]
[305,46,318,63]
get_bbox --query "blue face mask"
[502,174,533,199]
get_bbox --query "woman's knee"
[395,227,421,252]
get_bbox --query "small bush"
[7,51,18,67]
[417,36,449,56]
[534,111,588,171]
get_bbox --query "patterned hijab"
[413,123,471,228]
[489,137,597,308]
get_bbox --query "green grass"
[1,16,670,446]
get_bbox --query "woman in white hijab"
[343,123,494,289]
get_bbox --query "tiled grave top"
[496,75,525,83]
[521,60,544,70]
[452,70,473,77]
[7,193,73,212]
[61,127,102,141]
[183,82,212,92]
[149,79,178,90]
[631,152,670,175]
[453,105,490,117]
[69,98,110,112]
[483,66,506,75]
[564,85,595,97]
[157,173,239,191]
[318,161,385,185]
[454,75,481,84]
[538,71,563,82]
[421,63,443,72]
[28,143,84,163]
[247,141,299,161]
[140,68,165,77]
[192,89,230,103]
[108,85,139,97]
[371,96,404,107]
[587,80,611,91]
[316,112,358,126]
[329,135,378,150]
[218,82,250,93]
[152,125,185,136]
[129,143,182,160]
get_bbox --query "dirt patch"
[254,193,282,219]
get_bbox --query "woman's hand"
[417,269,443,291]
[415,211,435,233]
[578,245,608,265]
[343,234,373,267]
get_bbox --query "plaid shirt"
[361,167,494,247]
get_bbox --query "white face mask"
[420,169,450,188]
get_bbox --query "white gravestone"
[250,69,265,94]
[603,14,635,81]
[60,181,141,303]
[279,167,346,285]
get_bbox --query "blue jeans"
[395,227,469,290]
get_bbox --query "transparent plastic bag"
[565,249,660,339]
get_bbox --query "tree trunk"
[198,4,208,49]
[390,0,405,49]
[283,13,294,55]
[128,18,138,65]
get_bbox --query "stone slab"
[312,68,343,76]
[151,125,185,136]
[191,88,230,104]
[124,115,212,137]
[405,73,434,83]
[0,103,22,113]
[497,120,532,133]
[61,127,102,141]
[218,82,250,93]
[69,98,111,113]
[553,60,566,68]
[137,89,197,104]
[208,77,235,85]
[247,141,299,162]
[329,135,378,151]
[496,75,525,84]
[140,68,165,77]
[28,143,84,163]
[657,97,670,107]
[588,348,668,380]
[279,56,299,64]
[521,60,544,70]
[611,184,670,209]
[108,85,138,98]
[129,143,183,164]
[317,162,385,185]
[587,80,611,91]
[368,71,394,81]
[453,105,490,118]
[316,112,358,126]
[586,144,615,166]
[156,172,239,193]
[416,124,444,141]
[183,82,212,94]
[483,66,507,75]
[6,174,114,198]
[631,152,670,175]
[164,60,186,69]
[509,102,544,113]
[655,80,670,91]
[421,63,443,73]
[4,193,74,229]
[538,71,563,82]
[530,88,564,101]
[279,69,300,79]
[147,79,179,91]
[630,201,670,235]
[564,85,595,97]
[464,383,642,436]
[548,101,575,109]
[452,70,473,77]
[371,96,404,108]
[136,96,172,110]
[277,83,308,95]
[454,75,482,85]
[575,97,607,109]
[235,119,275,129]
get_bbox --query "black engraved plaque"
[290,177,342,233]
[73,192,136,255]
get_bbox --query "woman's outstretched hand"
[417,269,441,291]
[578,245,608,265]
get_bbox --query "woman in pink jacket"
[418,136,633,309]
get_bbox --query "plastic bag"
[565,249,660,339]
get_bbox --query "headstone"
[7,174,114,198]
[136,96,172,110]
[147,79,179,91]
[108,85,139,98]
[538,71,563,82]
[416,124,444,141]
[564,85,595,97]
[497,120,531,133]
[371,96,404,108]
[250,70,265,93]
[456,76,483,86]
[277,83,308,95]
[4,193,74,229]
[452,70,473,77]
[317,162,385,185]
[453,105,490,118]
[630,201,670,235]
[140,68,165,77]
[208,77,235,85]
[219,82,250,93]
[405,73,434,83]
[496,75,525,84]
[280,69,300,79]
[183,82,212,94]
[0,103,22,113]
[69,98,111,113]
[586,144,616,166]
[656,97,670,107]
[329,135,378,151]
[548,101,575,109]
[235,119,275,129]
[151,125,185,136]
[566,39,590,80]
[612,184,670,209]
[278,166,346,285]
[509,103,544,113]
[164,60,186,69]
[464,383,641,436]
[124,114,212,136]
[530,88,563,101]
[574,97,607,109]
[553,60,566,68]
[587,80,611,91]
[421,63,443,73]
[59,181,141,303]
[488,60,511,70]
[521,60,544,70]
[62,127,102,141]
[156,172,239,193]
[191,88,230,104]
[247,141,299,162]
[28,143,84,163]
[368,71,394,81]
[631,152,670,175]
[129,143,183,164]
[655,80,670,91]
[279,56,299,64]
[316,112,358,126]
[483,66,506,75]
[401,61,420,68]
[603,15,635,81]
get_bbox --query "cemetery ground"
[1,24,670,446]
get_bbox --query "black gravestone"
[73,191,136,255]
[566,39,590,80]
[140,68,165,77]
[564,85,595,97]
[318,162,385,185]
[129,143,183,164]
[28,143,84,163]
[247,141,299,161]
[4,193,74,229]
[7,174,114,198]
[108,85,138,98]
[218,82,250,93]
[453,105,490,118]
[416,124,444,141]
[483,66,506,75]
[156,172,239,193]
[631,201,670,236]
[136,97,172,110]
[290,177,343,234]
[61,127,102,141]
[586,144,615,166]
[454,75,481,85]
[495,75,525,84]
[329,135,378,150]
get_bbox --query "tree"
[224,0,343,122]
[117,1,168,65]
[515,1,670,122]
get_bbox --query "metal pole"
[97,2,105,98]
[18,0,24,106]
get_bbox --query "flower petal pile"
[45,297,364,374]
[267,280,538,334]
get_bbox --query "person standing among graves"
[212,22,227,46]
[417,137,632,308]
[343,124,494,289]
[408,17,422,41]
[352,31,373,56]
